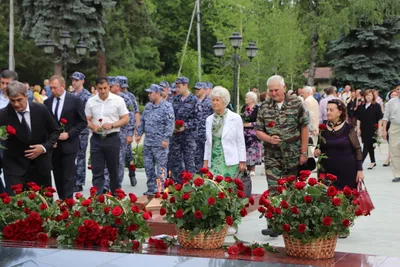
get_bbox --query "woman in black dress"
[356,89,383,169]
[314,99,364,190]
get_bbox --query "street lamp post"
[212,32,258,111]
[37,31,88,78]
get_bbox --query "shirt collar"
[95,92,115,102]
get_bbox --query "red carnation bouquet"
[258,170,362,243]
[159,168,251,238]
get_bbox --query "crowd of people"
[0,70,399,228]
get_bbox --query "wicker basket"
[176,225,228,249]
[283,235,337,259]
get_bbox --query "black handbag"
[237,171,252,197]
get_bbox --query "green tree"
[328,17,400,93]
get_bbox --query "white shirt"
[85,92,129,134]
[383,97,400,125]
[52,90,66,121]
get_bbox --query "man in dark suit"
[44,75,87,199]
[0,81,60,194]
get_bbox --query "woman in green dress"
[203,86,246,177]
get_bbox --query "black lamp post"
[213,32,258,111]
[38,31,88,78]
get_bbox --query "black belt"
[93,132,118,138]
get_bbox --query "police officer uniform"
[137,84,175,194]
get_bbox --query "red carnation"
[97,194,105,203]
[282,224,291,232]
[17,200,23,207]
[327,186,337,197]
[343,186,352,196]
[298,224,306,233]
[248,196,255,205]
[215,175,224,183]
[265,212,273,219]
[280,200,289,209]
[228,245,240,255]
[224,177,233,183]
[132,240,140,250]
[182,193,191,201]
[240,208,248,217]
[142,212,151,220]
[208,197,216,205]
[160,208,167,216]
[237,190,245,198]
[194,210,203,219]
[319,124,327,130]
[326,173,337,182]
[308,178,317,186]
[37,233,49,243]
[131,205,140,213]
[2,196,11,204]
[332,198,341,206]
[40,203,48,210]
[174,184,182,191]
[291,206,300,215]
[169,197,176,203]
[115,218,122,224]
[6,125,16,135]
[82,199,92,206]
[199,167,209,174]
[45,191,53,197]
[267,121,275,127]
[112,206,123,217]
[374,123,379,129]
[31,185,40,192]
[98,118,103,122]
[246,107,251,112]
[226,216,234,226]
[258,207,266,213]
[175,120,184,128]
[74,211,81,218]
[355,208,363,216]
[304,195,312,203]
[104,206,110,214]
[274,207,281,214]
[60,118,67,124]
[175,209,184,218]
[342,219,351,227]
[252,247,265,257]
[218,192,225,199]
[287,175,296,182]
[129,164,136,172]
[161,192,168,200]
[322,216,333,226]
[193,178,204,187]
[277,178,286,185]
[319,173,326,180]
[294,181,306,190]
[299,170,311,178]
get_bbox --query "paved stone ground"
[30,141,397,257]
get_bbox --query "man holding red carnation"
[256,75,309,237]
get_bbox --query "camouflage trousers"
[143,145,169,194]
[125,143,135,178]
[104,133,127,190]
[169,133,197,182]
[264,153,299,195]
[74,132,89,186]
[195,139,206,172]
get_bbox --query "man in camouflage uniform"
[70,71,92,192]
[118,76,140,186]
[205,82,213,97]
[256,75,309,236]
[160,81,174,104]
[170,82,178,98]
[194,82,213,171]
[136,84,174,195]
[102,77,135,191]
[169,77,198,181]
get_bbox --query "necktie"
[18,111,31,138]
[54,97,61,121]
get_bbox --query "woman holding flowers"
[356,89,383,169]
[241,92,262,176]
[203,86,246,177]
[314,99,364,189]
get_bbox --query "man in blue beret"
[168,77,198,181]
[170,82,178,98]
[194,82,213,171]
[117,76,140,186]
[136,84,174,194]
[70,71,92,192]
[159,81,174,104]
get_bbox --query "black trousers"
[362,139,376,163]
[0,179,4,194]
[52,148,77,199]
[5,164,52,196]
[90,133,120,194]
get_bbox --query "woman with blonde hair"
[203,86,246,177]
[241,91,262,176]
[33,85,44,103]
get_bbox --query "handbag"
[357,180,374,215]
[237,171,252,198]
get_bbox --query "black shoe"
[367,163,376,170]
[130,176,137,187]
[392,177,400,183]
[383,162,390,167]
[73,185,83,192]
[261,228,280,237]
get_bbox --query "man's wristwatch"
[301,152,307,157]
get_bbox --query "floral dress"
[210,110,239,177]
[241,105,262,166]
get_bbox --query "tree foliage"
[328,17,400,92]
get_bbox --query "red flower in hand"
[175,120,184,128]
[246,107,251,112]
[319,124,327,130]
[98,118,103,123]
[374,124,379,129]
[267,121,275,127]
[6,125,16,135]
[60,118,67,124]
[129,164,136,171]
